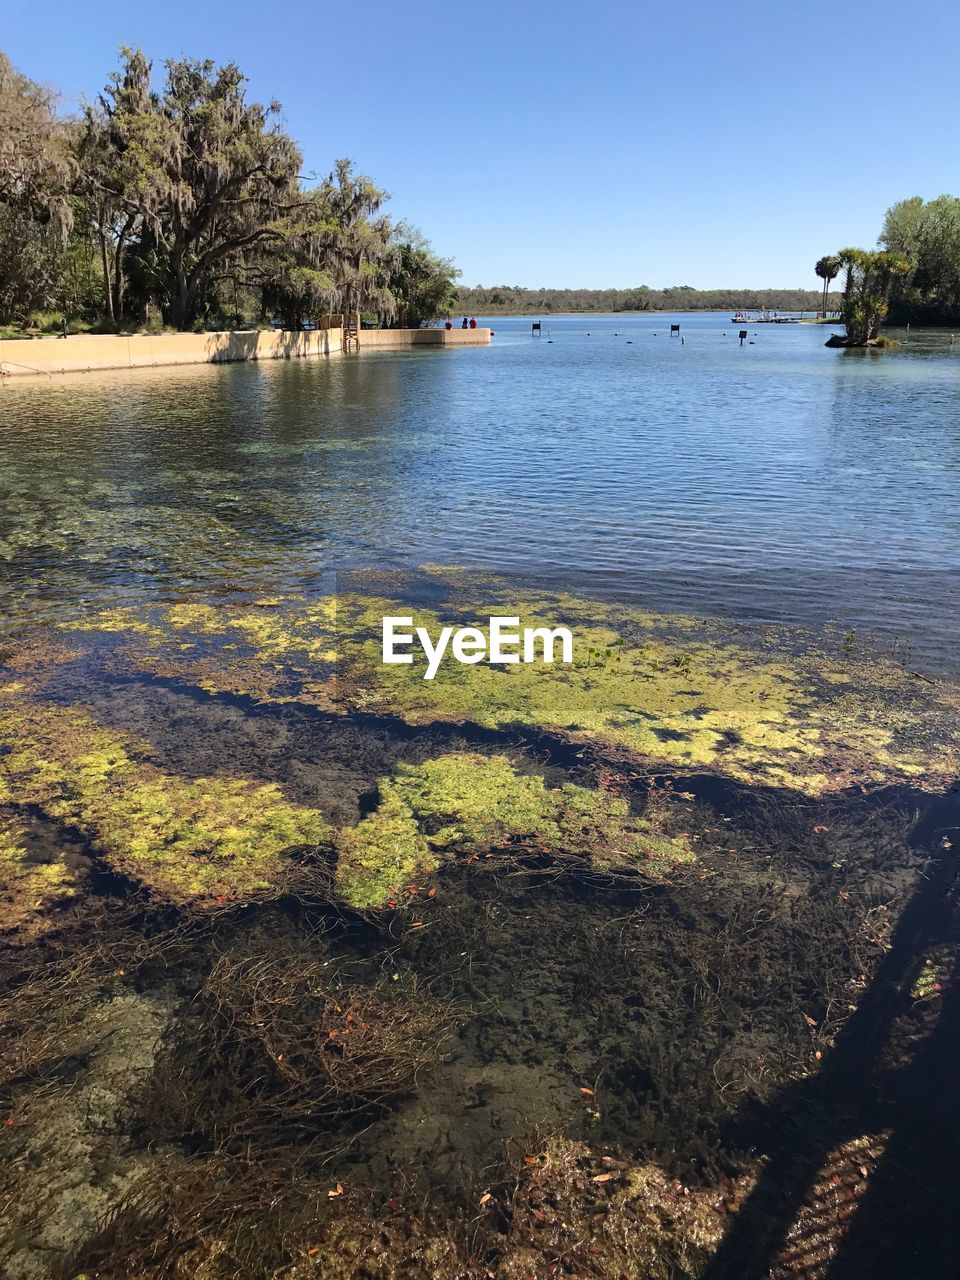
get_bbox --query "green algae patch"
[335,789,435,910]
[47,575,960,795]
[392,753,561,848]
[113,596,339,666]
[62,607,171,641]
[0,809,77,934]
[330,593,818,779]
[325,587,960,794]
[54,597,340,708]
[163,601,331,663]
[0,697,329,904]
[333,753,694,909]
[565,787,696,875]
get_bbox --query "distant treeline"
[453,285,837,315]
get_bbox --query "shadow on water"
[701,786,960,1279]
[4,646,960,1275]
[43,660,793,814]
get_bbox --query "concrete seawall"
[0,326,491,379]
[357,328,491,350]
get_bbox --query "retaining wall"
[0,325,491,378]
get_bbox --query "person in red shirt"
[469,316,477,329]
[444,319,452,330]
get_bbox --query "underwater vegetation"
[0,698,329,903]
[2,568,957,919]
[1,574,958,1277]
[0,809,77,936]
[0,683,691,913]
[328,586,960,794]
[47,572,960,796]
[333,752,693,909]
[63,1134,750,1280]
[0,779,946,1280]
[150,946,452,1152]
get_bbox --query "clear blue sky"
[5,0,958,289]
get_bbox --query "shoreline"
[451,307,833,317]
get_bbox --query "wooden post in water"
[739,329,748,346]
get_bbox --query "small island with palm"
[818,250,909,347]
[817,194,960,346]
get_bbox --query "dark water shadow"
[45,664,795,822]
[8,647,960,1271]
[700,786,960,1279]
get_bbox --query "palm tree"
[830,249,910,345]
[814,255,841,318]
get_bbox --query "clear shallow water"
[1,312,959,667]
[3,316,960,1280]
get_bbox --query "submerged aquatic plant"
[333,752,693,909]
[150,946,451,1150]
[5,570,960,918]
[58,575,960,794]
[326,592,958,793]
[0,810,76,934]
[0,698,329,904]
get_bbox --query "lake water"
[2,311,959,668]
[3,314,960,1279]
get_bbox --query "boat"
[731,310,802,324]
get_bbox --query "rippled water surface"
[2,312,959,666]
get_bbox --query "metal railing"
[0,357,53,380]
